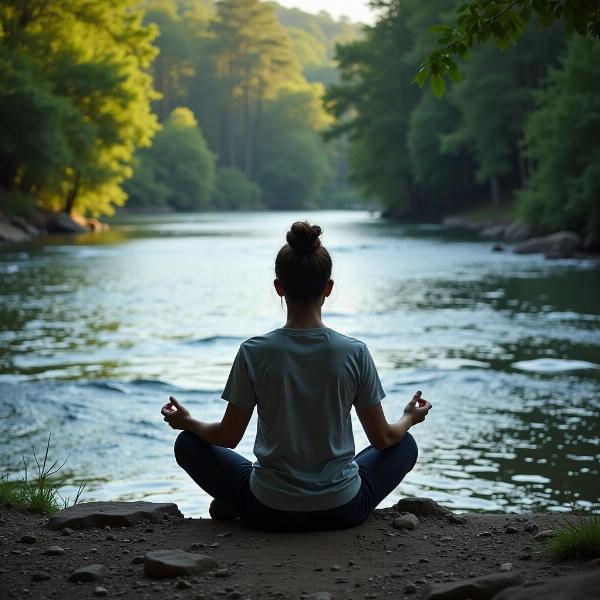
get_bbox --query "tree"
[518,36,600,238]
[257,130,331,209]
[0,0,159,216]
[209,0,301,176]
[324,1,420,213]
[410,0,600,96]
[126,108,216,210]
[212,167,263,210]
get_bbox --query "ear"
[273,278,285,297]
[324,279,334,298]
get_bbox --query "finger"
[411,390,422,404]
[169,396,183,410]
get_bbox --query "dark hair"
[275,221,332,301]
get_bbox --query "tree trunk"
[248,82,264,180]
[0,155,18,191]
[64,172,81,214]
[490,174,501,210]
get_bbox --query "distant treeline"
[325,0,600,237]
[0,0,363,218]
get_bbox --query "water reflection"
[0,211,598,516]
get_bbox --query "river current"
[0,211,598,516]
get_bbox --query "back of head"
[275,221,332,301]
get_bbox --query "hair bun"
[286,221,322,254]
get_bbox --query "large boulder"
[504,220,535,242]
[493,570,600,600]
[514,231,582,256]
[422,573,522,600]
[0,218,30,242]
[9,214,41,236]
[143,549,217,578]
[46,211,87,233]
[47,501,183,530]
[480,224,506,239]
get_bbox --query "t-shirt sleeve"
[221,344,257,408]
[354,343,386,408]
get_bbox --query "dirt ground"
[0,504,596,600]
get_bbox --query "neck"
[284,300,324,329]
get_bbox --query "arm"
[356,391,432,451]
[161,395,253,449]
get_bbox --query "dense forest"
[0,0,599,237]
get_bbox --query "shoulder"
[326,328,367,352]
[239,329,282,354]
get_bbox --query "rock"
[493,570,600,600]
[505,526,518,534]
[492,244,505,252]
[404,582,418,593]
[392,513,420,530]
[504,220,534,242]
[32,572,51,581]
[94,587,108,597]
[500,563,514,572]
[131,555,145,564]
[480,224,506,239]
[533,529,557,541]
[176,580,192,589]
[9,215,41,236]
[62,527,74,536]
[44,546,65,556]
[393,498,450,519]
[304,594,332,600]
[422,573,522,600]
[215,568,230,578]
[0,219,30,242]
[514,231,581,256]
[18,535,37,544]
[447,513,467,525]
[523,522,537,533]
[46,211,88,233]
[143,549,217,579]
[442,216,487,231]
[68,564,106,582]
[330,564,341,571]
[47,501,183,530]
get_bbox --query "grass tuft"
[0,434,85,514]
[538,514,600,560]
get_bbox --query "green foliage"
[413,0,600,96]
[212,167,263,210]
[518,36,600,237]
[0,0,159,216]
[324,2,420,212]
[127,108,216,210]
[0,435,85,514]
[257,129,332,209]
[537,514,600,560]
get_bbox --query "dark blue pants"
[174,430,418,532]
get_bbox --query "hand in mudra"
[161,396,191,430]
[403,390,432,425]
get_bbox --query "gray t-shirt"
[221,326,385,511]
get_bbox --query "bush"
[211,167,264,210]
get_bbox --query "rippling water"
[0,211,599,516]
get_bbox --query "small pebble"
[331,564,341,571]
[404,583,417,594]
[32,572,50,581]
[533,529,557,542]
[62,528,75,537]
[215,568,230,578]
[44,546,65,556]
[131,555,144,564]
[505,526,518,534]
[500,563,514,572]
[176,580,192,589]
[478,531,492,537]
[94,587,108,597]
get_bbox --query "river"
[0,210,598,517]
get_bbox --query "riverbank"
[1,499,598,600]
[0,204,109,244]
